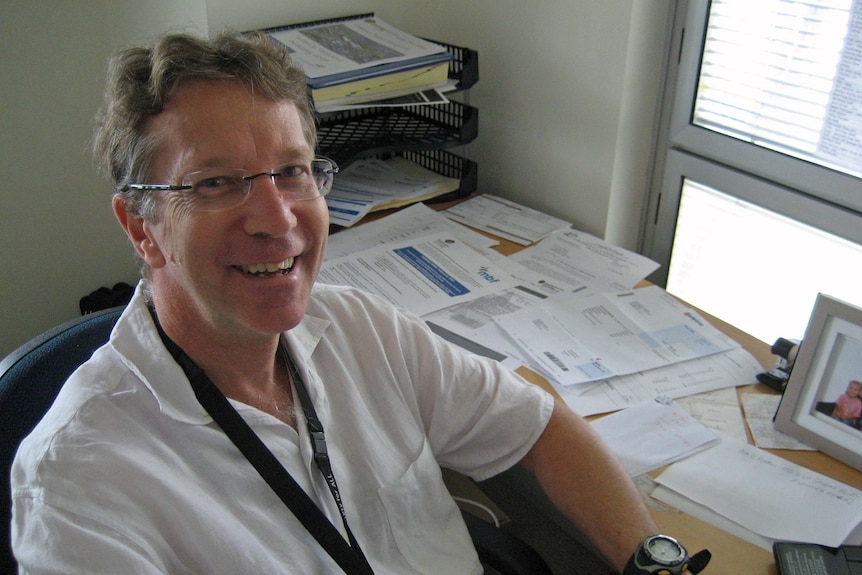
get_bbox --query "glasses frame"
[123,156,338,211]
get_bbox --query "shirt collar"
[110,283,331,425]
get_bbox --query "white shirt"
[12,283,553,574]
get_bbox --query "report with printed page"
[559,347,763,416]
[326,158,460,227]
[443,194,572,245]
[325,203,496,261]
[508,228,660,292]
[494,286,741,390]
[317,231,517,317]
[264,15,451,85]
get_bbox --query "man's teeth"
[241,258,294,274]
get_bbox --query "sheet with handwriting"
[590,401,719,478]
[654,435,862,547]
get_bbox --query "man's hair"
[92,30,316,221]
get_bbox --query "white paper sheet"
[560,347,763,417]
[741,393,816,450]
[495,286,741,389]
[317,231,517,317]
[591,401,719,478]
[654,434,862,548]
[675,386,750,443]
[509,228,660,291]
[325,203,496,260]
[326,158,460,227]
[443,194,572,245]
[420,250,599,368]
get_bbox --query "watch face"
[644,535,685,565]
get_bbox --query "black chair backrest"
[0,307,123,573]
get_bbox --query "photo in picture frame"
[774,294,862,472]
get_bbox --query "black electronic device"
[774,541,862,575]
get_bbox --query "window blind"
[693,0,862,177]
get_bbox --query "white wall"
[0,0,671,356]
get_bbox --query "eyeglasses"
[124,157,338,212]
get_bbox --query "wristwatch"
[623,534,711,575]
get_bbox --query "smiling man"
[11,31,706,575]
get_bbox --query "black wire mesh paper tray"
[399,148,478,201]
[316,100,479,167]
[327,148,477,233]
[432,40,479,92]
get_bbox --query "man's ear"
[112,195,166,268]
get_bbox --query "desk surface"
[656,311,862,574]
[363,200,862,573]
[514,282,862,574]
[490,217,861,573]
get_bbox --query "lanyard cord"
[151,314,374,575]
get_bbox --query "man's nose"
[241,174,298,237]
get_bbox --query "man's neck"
[152,300,296,425]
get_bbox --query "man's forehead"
[147,82,310,174]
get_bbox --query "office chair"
[0,307,124,573]
[0,307,552,574]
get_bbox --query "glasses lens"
[175,158,338,211]
[312,158,338,196]
[184,169,249,211]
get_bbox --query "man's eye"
[197,175,236,189]
[275,165,305,178]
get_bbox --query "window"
[642,0,862,344]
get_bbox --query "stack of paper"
[326,157,461,227]
[494,286,741,391]
[266,16,453,112]
[321,198,763,413]
[443,194,572,245]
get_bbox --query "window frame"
[641,0,862,286]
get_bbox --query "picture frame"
[774,293,862,472]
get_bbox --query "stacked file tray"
[316,40,479,200]
[316,100,478,166]
[434,40,479,92]
[398,148,478,200]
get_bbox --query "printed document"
[326,158,460,227]
[443,194,572,245]
[495,286,740,390]
[317,231,517,317]
[325,203,496,260]
[422,247,593,362]
[266,16,448,81]
[560,347,763,416]
[509,228,660,292]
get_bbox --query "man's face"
[119,80,329,343]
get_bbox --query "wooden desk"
[354,200,862,572]
[482,225,862,572]
[649,311,862,574]
[516,293,862,573]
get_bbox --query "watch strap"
[687,549,712,574]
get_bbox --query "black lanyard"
[152,314,373,574]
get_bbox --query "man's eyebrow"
[279,149,316,162]
[185,150,315,170]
